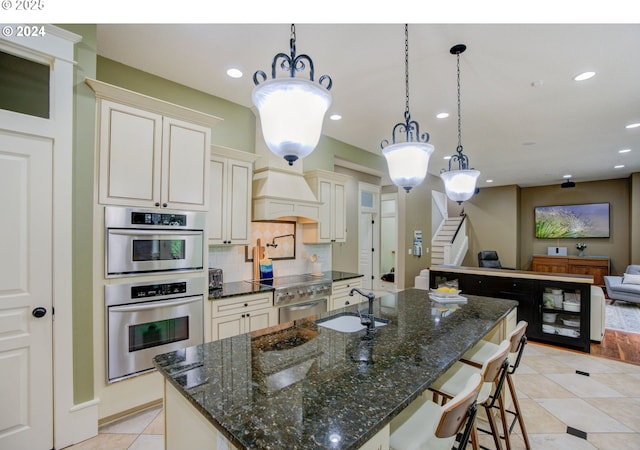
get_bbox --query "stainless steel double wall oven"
[104,206,206,383]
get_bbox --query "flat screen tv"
[535,203,610,238]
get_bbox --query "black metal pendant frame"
[253,24,332,91]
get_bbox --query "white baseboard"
[57,398,100,448]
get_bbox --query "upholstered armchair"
[604,265,640,305]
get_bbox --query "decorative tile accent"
[247,221,296,260]
[209,227,331,282]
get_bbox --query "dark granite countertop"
[208,280,275,300]
[208,271,363,300]
[327,271,364,282]
[155,289,517,449]
[430,264,594,284]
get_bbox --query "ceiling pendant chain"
[457,51,463,152]
[290,24,296,59]
[404,24,410,117]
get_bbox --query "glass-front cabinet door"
[537,281,590,352]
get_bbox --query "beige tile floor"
[65,342,640,449]
[65,404,164,450]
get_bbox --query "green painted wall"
[97,57,256,153]
[60,24,98,404]
[304,135,385,173]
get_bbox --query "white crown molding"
[85,78,223,129]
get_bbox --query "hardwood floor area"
[591,328,640,365]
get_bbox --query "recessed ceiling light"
[614,164,625,169]
[563,174,572,179]
[574,71,595,81]
[443,155,452,160]
[619,149,631,153]
[626,123,640,129]
[436,112,449,119]
[329,114,342,121]
[226,68,243,78]
[486,179,494,183]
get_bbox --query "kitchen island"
[429,265,593,352]
[154,288,517,449]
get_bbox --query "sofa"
[604,265,640,304]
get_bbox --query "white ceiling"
[96,24,640,189]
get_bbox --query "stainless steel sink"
[315,312,389,333]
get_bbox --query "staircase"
[431,216,465,265]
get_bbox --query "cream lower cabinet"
[303,169,349,243]
[165,380,390,450]
[210,292,277,341]
[87,80,221,211]
[483,308,518,344]
[330,278,364,311]
[208,147,257,245]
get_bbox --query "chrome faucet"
[349,288,377,331]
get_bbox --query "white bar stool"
[461,321,530,450]
[429,340,511,450]
[390,373,483,450]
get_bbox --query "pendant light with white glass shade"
[252,24,333,166]
[381,24,434,193]
[440,44,480,204]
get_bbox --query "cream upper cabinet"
[302,169,350,244]
[87,79,221,211]
[208,146,258,245]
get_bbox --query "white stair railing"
[431,214,468,266]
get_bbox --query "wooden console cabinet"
[532,255,609,286]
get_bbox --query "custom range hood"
[252,117,321,222]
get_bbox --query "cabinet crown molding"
[303,169,351,183]
[85,78,223,129]
[211,144,259,163]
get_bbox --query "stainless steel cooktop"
[248,274,332,306]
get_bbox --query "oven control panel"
[131,212,187,226]
[131,282,187,299]
[105,277,206,308]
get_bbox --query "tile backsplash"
[208,223,332,282]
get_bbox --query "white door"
[358,182,381,291]
[0,131,53,449]
[359,212,374,289]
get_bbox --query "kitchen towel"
[260,258,273,281]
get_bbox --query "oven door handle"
[109,296,202,313]
[107,229,203,237]
[284,301,323,311]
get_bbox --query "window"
[0,50,50,118]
